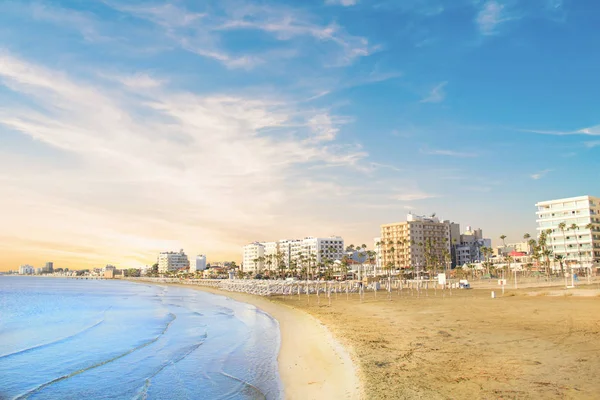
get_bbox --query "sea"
[0,277,282,400]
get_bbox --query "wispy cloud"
[584,141,600,148]
[420,148,479,158]
[420,81,447,103]
[325,0,358,6]
[0,52,383,266]
[523,125,600,136]
[105,1,377,69]
[30,2,110,43]
[394,192,438,201]
[530,169,552,180]
[476,1,516,35]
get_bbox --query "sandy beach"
[268,285,600,399]
[135,280,600,399]
[161,283,363,400]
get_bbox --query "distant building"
[35,267,43,275]
[454,226,492,266]
[495,241,530,256]
[242,236,345,274]
[380,213,451,272]
[536,195,600,262]
[43,262,54,273]
[243,242,265,273]
[192,255,207,272]
[18,265,35,275]
[158,250,190,273]
[103,265,116,273]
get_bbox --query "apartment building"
[380,213,451,271]
[192,255,207,272]
[242,236,345,274]
[536,195,600,262]
[454,226,492,266]
[242,242,265,273]
[157,249,190,273]
[18,264,34,275]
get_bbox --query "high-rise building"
[18,265,35,274]
[454,226,492,266]
[243,242,265,273]
[157,249,190,273]
[536,195,600,262]
[380,213,451,272]
[242,236,345,274]
[44,262,54,273]
[193,255,207,272]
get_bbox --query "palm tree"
[375,241,382,275]
[585,223,594,262]
[558,222,568,274]
[500,235,507,256]
[367,250,376,277]
[389,246,396,276]
[523,233,531,254]
[396,240,403,276]
[570,223,582,265]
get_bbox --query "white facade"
[158,249,190,273]
[242,236,345,274]
[19,264,34,275]
[536,195,600,262]
[243,242,265,273]
[192,255,207,272]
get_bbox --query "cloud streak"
[530,169,552,180]
[476,1,515,35]
[523,125,600,136]
[420,148,479,158]
[105,1,377,69]
[420,81,447,103]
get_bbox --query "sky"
[1,0,599,271]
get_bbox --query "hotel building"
[243,242,265,273]
[242,236,345,274]
[380,213,451,271]
[536,195,600,262]
[157,249,190,273]
[454,226,492,266]
[193,255,207,272]
[18,264,35,275]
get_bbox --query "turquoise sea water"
[0,277,282,400]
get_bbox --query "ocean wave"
[13,313,177,400]
[0,307,111,360]
[134,336,208,400]
[217,371,267,400]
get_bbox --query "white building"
[243,242,265,273]
[158,249,190,273]
[19,265,35,275]
[536,195,600,262]
[192,255,207,272]
[242,236,345,274]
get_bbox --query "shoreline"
[136,281,363,400]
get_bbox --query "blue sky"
[0,0,599,269]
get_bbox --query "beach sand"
[267,286,600,399]
[163,283,363,400]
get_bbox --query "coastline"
[137,281,363,400]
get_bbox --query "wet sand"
[269,286,600,399]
